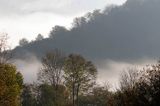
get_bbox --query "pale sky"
[0,0,126,48]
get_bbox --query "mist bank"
[12,53,156,88]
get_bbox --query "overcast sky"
[0,0,126,48]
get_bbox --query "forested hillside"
[12,0,160,62]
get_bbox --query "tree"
[118,67,151,106]
[19,38,29,46]
[37,84,55,106]
[49,26,68,38]
[78,84,111,106]
[21,84,37,106]
[72,17,87,28]
[35,34,44,41]
[136,61,160,105]
[0,33,12,64]
[119,68,140,106]
[0,64,23,106]
[120,68,139,92]
[37,49,65,105]
[64,54,97,106]
[37,84,69,106]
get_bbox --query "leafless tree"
[38,49,65,87]
[0,33,12,64]
[37,49,65,105]
[120,67,139,91]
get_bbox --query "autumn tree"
[64,54,97,106]
[0,64,23,106]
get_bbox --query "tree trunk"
[72,83,75,106]
[76,84,80,106]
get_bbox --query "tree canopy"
[0,64,23,106]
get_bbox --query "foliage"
[21,84,37,106]
[19,38,29,47]
[37,84,55,106]
[64,54,97,106]
[35,34,44,41]
[19,56,160,106]
[49,26,68,38]
[78,85,111,106]
[0,64,23,106]
[36,84,69,106]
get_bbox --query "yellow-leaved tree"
[0,64,23,106]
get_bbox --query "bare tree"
[0,33,12,63]
[120,68,139,91]
[38,49,65,105]
[38,49,65,86]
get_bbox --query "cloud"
[0,0,126,16]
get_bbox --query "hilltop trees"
[49,26,68,38]
[64,54,97,106]
[35,34,44,41]
[19,38,29,47]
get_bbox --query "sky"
[0,0,126,48]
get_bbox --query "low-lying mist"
[96,58,156,88]
[13,55,41,83]
[13,54,156,88]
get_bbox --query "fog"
[13,55,41,83]
[12,54,156,88]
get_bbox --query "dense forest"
[1,0,160,106]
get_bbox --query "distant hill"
[12,0,160,62]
